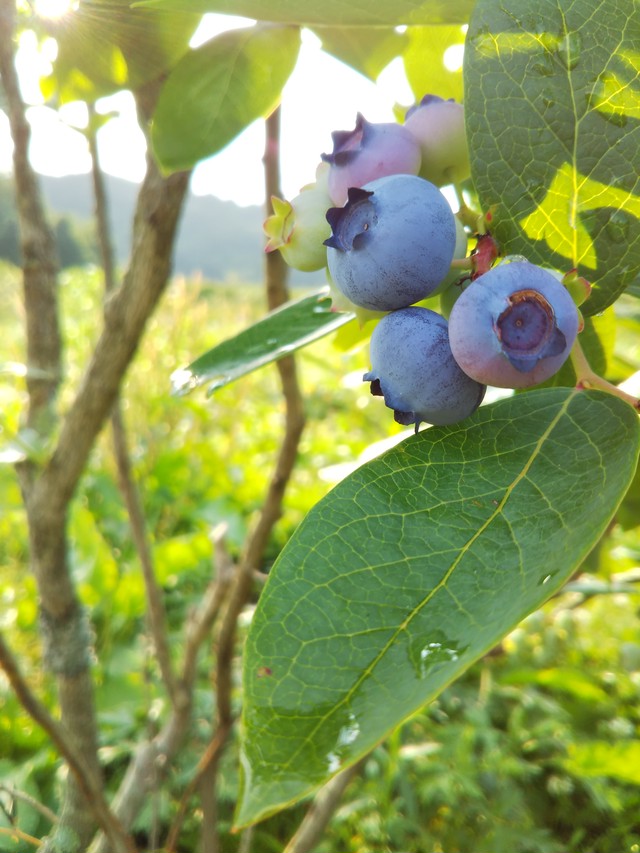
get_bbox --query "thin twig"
[282,759,366,853]
[571,338,640,410]
[215,105,306,733]
[0,786,58,826]
[164,722,233,853]
[111,405,178,701]
[0,632,137,853]
[89,529,235,853]
[87,101,178,704]
[0,825,42,848]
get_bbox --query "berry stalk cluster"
[264,94,614,430]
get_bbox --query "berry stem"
[450,257,473,270]
[570,338,640,411]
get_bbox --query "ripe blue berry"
[321,113,421,206]
[448,261,580,388]
[325,174,457,312]
[363,306,486,427]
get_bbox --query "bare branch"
[0,786,58,826]
[111,404,178,701]
[216,106,306,731]
[0,633,137,853]
[0,826,41,848]
[182,526,235,689]
[164,723,233,853]
[0,0,61,433]
[32,154,190,518]
[87,102,178,704]
[283,760,366,853]
[89,530,235,853]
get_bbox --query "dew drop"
[207,374,232,394]
[409,634,467,680]
[170,367,198,396]
[556,30,582,71]
[606,211,631,244]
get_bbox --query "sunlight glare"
[33,0,78,19]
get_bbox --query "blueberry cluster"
[264,95,581,430]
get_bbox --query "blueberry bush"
[1,0,640,850]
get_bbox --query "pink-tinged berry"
[448,261,580,388]
[404,95,470,187]
[321,113,421,206]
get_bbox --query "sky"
[1,13,420,207]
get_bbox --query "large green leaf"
[403,25,466,103]
[151,24,300,172]
[464,0,640,315]
[312,27,408,82]
[40,0,200,100]
[134,0,475,26]
[171,289,354,395]
[236,388,639,826]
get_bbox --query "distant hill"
[37,172,326,287]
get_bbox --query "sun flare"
[33,0,78,20]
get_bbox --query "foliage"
[0,176,96,269]
[2,270,640,851]
[1,0,640,851]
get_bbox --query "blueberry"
[448,261,580,388]
[321,113,421,206]
[363,306,486,428]
[404,95,470,187]
[325,174,457,312]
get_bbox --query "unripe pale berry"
[404,95,470,187]
[263,165,332,272]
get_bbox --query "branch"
[31,155,191,521]
[570,338,640,410]
[283,759,366,853]
[89,528,235,853]
[0,826,41,848]
[0,0,61,436]
[0,786,58,826]
[215,106,306,732]
[0,632,136,853]
[164,722,233,853]
[87,104,178,703]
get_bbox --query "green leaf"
[312,27,408,81]
[403,25,466,103]
[564,741,640,786]
[151,24,300,172]
[41,0,200,101]
[536,308,616,388]
[134,0,475,26]
[171,289,354,395]
[464,0,640,315]
[236,388,639,827]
